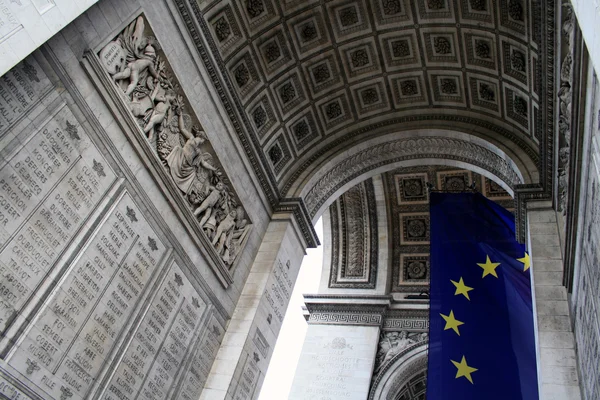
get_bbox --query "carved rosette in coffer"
[86,14,252,287]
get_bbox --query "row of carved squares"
[228,33,531,110]
[204,0,530,63]
[394,171,510,206]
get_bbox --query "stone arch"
[285,130,534,221]
[369,343,428,400]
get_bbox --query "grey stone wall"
[572,70,600,400]
[0,0,271,398]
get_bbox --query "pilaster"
[288,296,389,400]
[201,203,315,400]
[527,201,582,400]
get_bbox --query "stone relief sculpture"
[99,16,251,268]
[374,331,428,374]
[557,1,575,214]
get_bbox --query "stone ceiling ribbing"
[193,0,543,194]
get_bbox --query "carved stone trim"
[274,197,320,248]
[328,179,378,288]
[304,298,389,326]
[304,136,523,217]
[368,342,428,400]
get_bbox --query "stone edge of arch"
[368,343,428,400]
[299,135,527,219]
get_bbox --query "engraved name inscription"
[7,193,166,400]
[175,314,223,400]
[0,105,116,334]
[0,57,51,135]
[102,263,205,400]
[263,260,293,326]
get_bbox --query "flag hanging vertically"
[427,192,539,400]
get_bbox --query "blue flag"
[427,192,539,399]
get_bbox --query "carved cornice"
[274,198,320,248]
[304,136,523,218]
[304,295,390,326]
[383,309,429,331]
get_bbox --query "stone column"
[527,201,582,400]
[201,202,318,400]
[288,296,388,400]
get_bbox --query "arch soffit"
[289,130,533,221]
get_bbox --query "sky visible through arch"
[258,218,324,399]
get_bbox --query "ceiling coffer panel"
[188,0,549,195]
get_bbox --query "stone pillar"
[527,201,582,400]
[201,204,318,400]
[288,297,388,400]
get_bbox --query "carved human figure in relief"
[375,331,417,373]
[165,108,219,194]
[100,15,252,268]
[194,182,226,226]
[111,16,159,97]
[213,209,237,251]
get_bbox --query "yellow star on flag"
[517,252,531,272]
[440,310,464,336]
[451,356,478,384]
[477,255,500,278]
[451,277,473,300]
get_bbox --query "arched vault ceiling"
[189,0,552,198]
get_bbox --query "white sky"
[257,218,324,400]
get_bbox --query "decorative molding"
[328,179,378,289]
[304,299,388,326]
[274,197,320,248]
[368,342,428,400]
[374,331,428,376]
[304,136,523,217]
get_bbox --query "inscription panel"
[0,0,22,43]
[0,104,117,334]
[289,325,379,400]
[101,262,206,400]
[233,352,261,400]
[0,57,52,136]
[575,159,600,400]
[5,192,166,400]
[174,314,224,400]
[262,260,293,327]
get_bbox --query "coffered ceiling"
[326,166,514,293]
[187,0,549,198]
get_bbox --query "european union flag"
[427,192,539,399]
